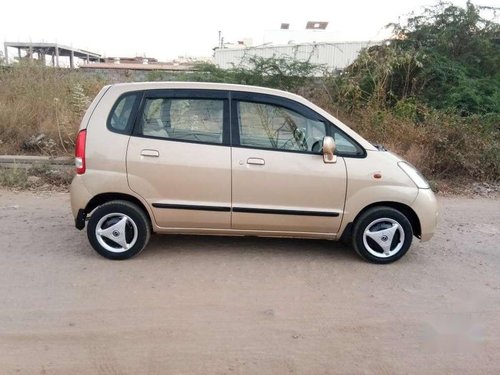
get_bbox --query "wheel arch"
[340,201,421,242]
[85,192,153,228]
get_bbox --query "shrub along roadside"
[315,1,500,183]
[0,2,498,185]
[0,63,107,156]
[0,61,497,185]
[310,101,500,183]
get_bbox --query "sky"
[1,0,498,62]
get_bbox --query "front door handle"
[247,157,265,166]
[141,149,160,157]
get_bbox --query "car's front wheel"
[87,201,151,260]
[352,207,413,264]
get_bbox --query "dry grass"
[0,164,74,190]
[308,92,499,184]
[0,64,498,184]
[0,63,107,155]
[0,166,30,189]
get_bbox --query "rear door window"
[138,98,225,145]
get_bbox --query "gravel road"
[0,190,499,374]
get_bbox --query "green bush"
[333,1,500,116]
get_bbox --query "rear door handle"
[247,157,265,166]
[141,149,159,157]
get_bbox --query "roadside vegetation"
[0,164,73,190]
[0,1,498,187]
[0,63,106,156]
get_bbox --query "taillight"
[75,130,87,175]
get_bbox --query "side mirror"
[322,136,337,163]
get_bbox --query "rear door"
[230,92,347,234]
[127,89,231,229]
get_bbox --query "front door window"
[237,101,326,153]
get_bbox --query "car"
[70,82,438,263]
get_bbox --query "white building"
[214,41,379,73]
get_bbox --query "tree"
[336,1,500,115]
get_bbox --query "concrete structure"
[79,61,196,72]
[0,155,72,170]
[214,41,379,73]
[78,57,202,82]
[3,42,102,68]
[102,56,159,64]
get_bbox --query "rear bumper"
[411,189,438,241]
[70,175,93,227]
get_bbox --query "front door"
[127,90,231,229]
[230,94,347,235]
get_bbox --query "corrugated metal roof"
[214,41,379,72]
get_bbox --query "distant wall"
[214,41,379,74]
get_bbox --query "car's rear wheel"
[87,201,150,260]
[352,207,413,264]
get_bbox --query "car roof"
[110,81,303,101]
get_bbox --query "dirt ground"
[0,190,499,375]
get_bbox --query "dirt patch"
[0,190,499,374]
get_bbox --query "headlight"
[398,161,430,189]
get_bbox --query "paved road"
[0,190,499,374]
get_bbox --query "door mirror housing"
[322,136,337,163]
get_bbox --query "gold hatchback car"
[70,82,438,263]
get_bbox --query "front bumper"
[411,188,438,241]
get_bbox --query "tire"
[87,200,151,260]
[352,206,413,264]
